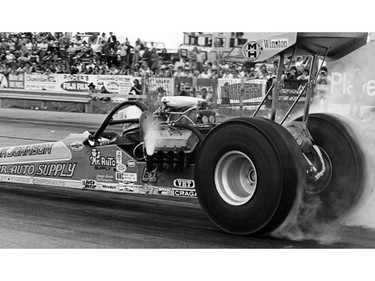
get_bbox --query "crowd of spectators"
[0,32,318,84]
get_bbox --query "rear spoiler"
[223,32,368,62]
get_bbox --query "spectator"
[150,48,160,73]
[130,63,141,76]
[0,71,8,87]
[222,68,233,79]
[315,66,329,111]
[198,66,212,79]
[196,49,205,72]
[181,66,193,78]
[221,82,230,104]
[210,68,219,79]
[107,32,117,51]
[133,40,141,66]
[128,79,142,100]
[142,47,152,68]
[190,47,198,69]
[67,42,77,65]
[5,50,16,64]
[297,68,309,81]
[100,33,107,43]
[37,39,49,62]
[118,42,127,67]
[285,66,298,80]
[140,61,152,77]
[124,40,133,67]
[173,66,183,78]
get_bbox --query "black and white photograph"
[1,1,375,280]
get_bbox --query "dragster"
[0,32,370,235]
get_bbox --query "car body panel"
[0,131,197,199]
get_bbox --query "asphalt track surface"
[1,108,375,249]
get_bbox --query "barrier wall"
[6,73,141,95]
[3,73,269,107]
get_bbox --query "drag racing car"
[0,32,371,236]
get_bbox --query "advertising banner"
[174,78,218,101]
[146,77,174,97]
[7,73,24,89]
[24,73,59,91]
[327,41,375,106]
[23,73,141,95]
[217,79,266,105]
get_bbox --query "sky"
[113,32,183,49]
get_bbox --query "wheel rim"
[305,147,332,195]
[214,150,257,206]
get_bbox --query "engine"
[140,96,211,171]
[143,125,201,171]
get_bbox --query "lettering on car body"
[82,179,97,189]
[173,178,195,189]
[173,189,197,198]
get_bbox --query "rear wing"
[223,32,368,62]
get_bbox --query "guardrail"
[0,88,93,112]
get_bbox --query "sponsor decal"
[26,74,56,83]
[116,172,137,182]
[0,142,71,165]
[127,160,136,168]
[107,82,119,91]
[0,163,77,178]
[100,183,117,190]
[82,179,97,189]
[96,174,114,183]
[141,185,154,195]
[243,41,262,61]
[33,178,66,187]
[89,149,116,170]
[36,163,76,177]
[116,164,127,173]
[118,183,143,192]
[263,39,288,49]
[62,74,89,81]
[119,183,136,192]
[70,141,84,152]
[157,187,172,195]
[0,143,53,158]
[4,176,33,184]
[173,178,195,189]
[141,167,157,183]
[173,189,197,198]
[116,151,122,164]
[61,80,89,91]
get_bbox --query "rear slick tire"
[194,117,305,235]
[297,113,367,221]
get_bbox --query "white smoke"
[272,87,375,245]
[142,117,160,156]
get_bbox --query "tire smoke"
[272,99,375,245]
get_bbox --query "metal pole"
[302,54,319,123]
[252,83,274,117]
[279,83,308,125]
[270,53,285,121]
